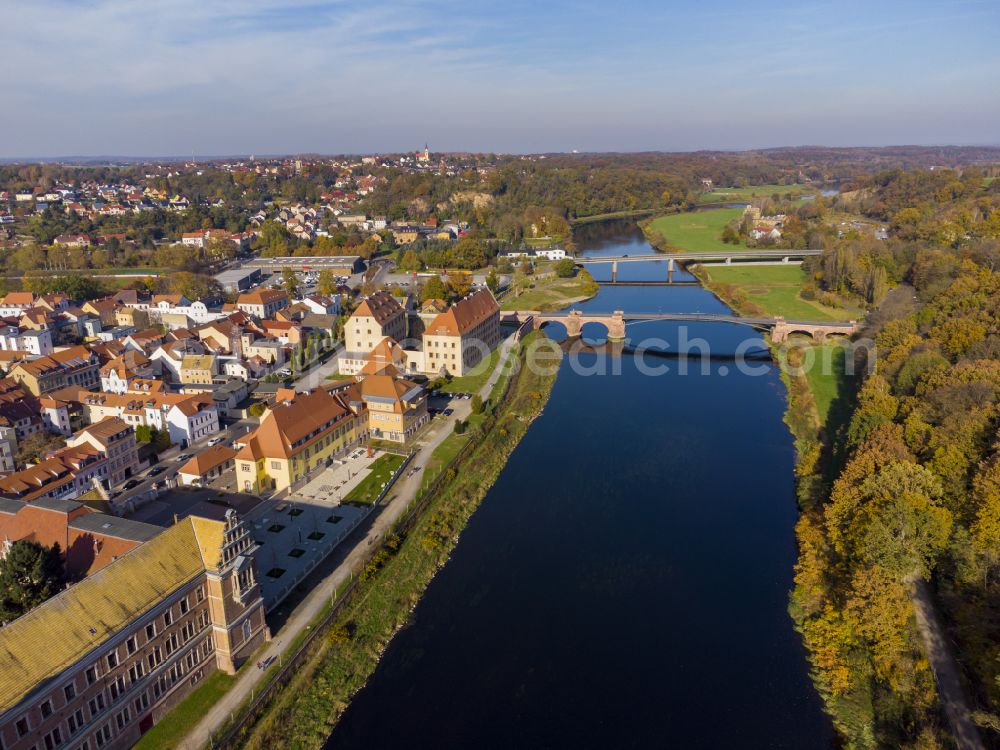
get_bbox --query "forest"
[790,170,1000,750]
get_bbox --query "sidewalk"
[178,334,518,750]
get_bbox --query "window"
[125,636,137,655]
[88,693,105,716]
[40,699,53,718]
[145,622,156,641]
[109,675,126,701]
[85,666,97,685]
[270,461,281,470]
[242,619,252,642]
[43,727,62,750]
[163,609,173,627]
[115,707,130,730]
[68,708,85,734]
[16,717,30,737]
[179,596,189,615]
[64,682,77,701]
[105,650,118,670]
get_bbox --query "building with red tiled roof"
[423,289,500,376]
[345,291,406,354]
[235,387,363,494]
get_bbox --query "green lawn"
[499,273,599,312]
[342,453,406,505]
[134,671,235,749]
[703,265,858,321]
[646,207,744,252]
[699,183,817,203]
[435,346,501,394]
[803,344,857,434]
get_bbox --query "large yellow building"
[0,511,267,750]
[235,387,363,494]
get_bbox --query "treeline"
[791,255,1000,748]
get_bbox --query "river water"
[326,219,833,749]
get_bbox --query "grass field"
[702,265,859,321]
[342,453,406,505]
[699,183,817,203]
[646,207,744,252]
[802,344,856,429]
[435,347,501,394]
[499,272,598,312]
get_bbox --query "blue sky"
[2,0,999,156]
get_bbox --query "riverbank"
[234,333,560,749]
[689,263,860,321]
[499,268,598,311]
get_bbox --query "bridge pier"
[782,256,790,264]
[667,257,675,283]
[608,310,626,341]
[564,310,583,338]
[725,256,732,265]
[611,261,617,283]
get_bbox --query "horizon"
[4,0,1000,158]
[5,142,1000,165]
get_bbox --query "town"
[0,177,515,748]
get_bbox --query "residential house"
[179,355,218,386]
[178,445,237,486]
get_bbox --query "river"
[325,219,833,749]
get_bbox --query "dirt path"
[911,580,985,750]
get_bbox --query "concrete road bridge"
[575,250,822,282]
[502,309,858,343]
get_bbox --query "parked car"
[148,465,168,476]
[176,453,194,462]
[122,478,141,491]
[207,436,223,446]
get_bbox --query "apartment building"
[422,289,501,376]
[235,387,362,494]
[0,444,110,504]
[66,417,140,488]
[235,290,288,320]
[8,346,100,396]
[50,389,220,447]
[344,291,406,355]
[179,355,217,385]
[0,512,268,750]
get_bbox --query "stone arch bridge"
[502,310,858,343]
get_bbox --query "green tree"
[554,258,575,278]
[399,250,423,272]
[472,394,485,413]
[447,272,472,298]
[282,267,299,299]
[420,275,447,302]
[317,269,336,296]
[485,268,500,293]
[0,540,64,623]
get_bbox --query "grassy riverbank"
[236,334,560,749]
[645,207,744,252]
[694,264,860,321]
[499,269,598,311]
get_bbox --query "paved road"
[178,335,517,750]
[912,580,986,750]
[118,419,255,509]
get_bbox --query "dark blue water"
[326,220,832,749]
